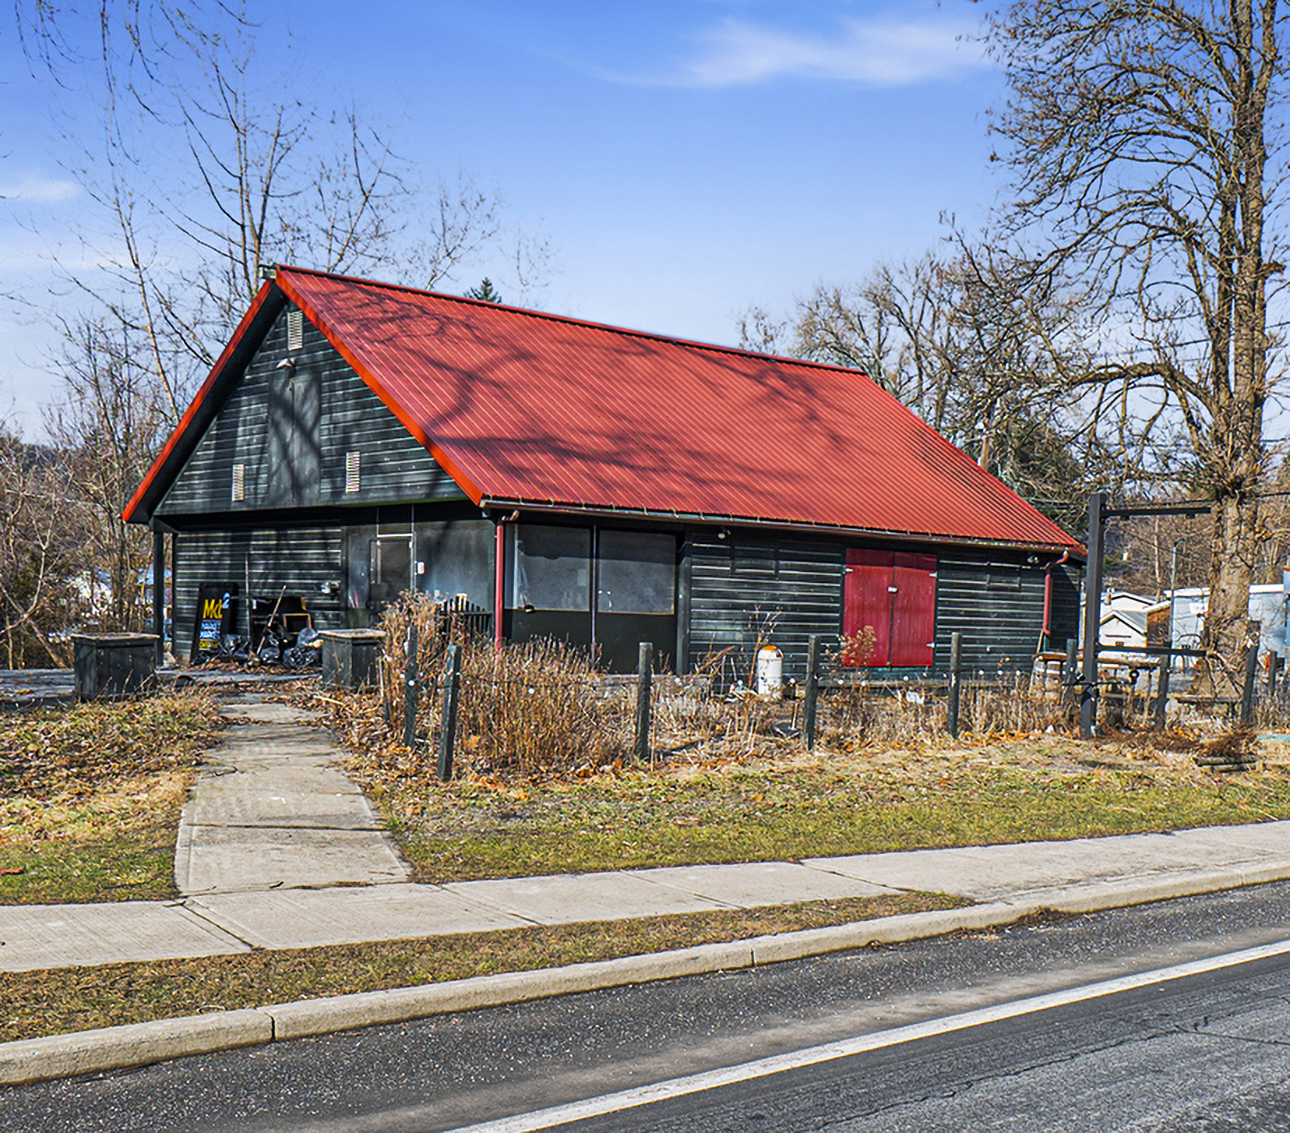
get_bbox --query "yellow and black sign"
[190,582,239,664]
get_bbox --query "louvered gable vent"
[287,308,304,351]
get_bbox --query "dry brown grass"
[301,617,1290,885]
[373,593,629,777]
[0,690,224,902]
[0,890,959,1043]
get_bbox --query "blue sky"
[1,0,1004,434]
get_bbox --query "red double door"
[842,549,936,667]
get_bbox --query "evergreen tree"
[466,278,503,303]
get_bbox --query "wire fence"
[358,596,1283,781]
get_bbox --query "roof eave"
[477,496,1086,559]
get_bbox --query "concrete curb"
[0,1011,270,1087]
[6,862,1290,1088]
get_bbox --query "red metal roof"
[129,267,1080,550]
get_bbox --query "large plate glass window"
[597,530,675,614]
[512,525,591,611]
[369,534,412,611]
[417,521,493,609]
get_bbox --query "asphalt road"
[9,881,1290,1132]
[501,944,1290,1132]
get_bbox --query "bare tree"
[985,0,1287,694]
[47,8,518,410]
[0,427,80,667]
[9,2,547,648]
[742,245,1104,534]
[43,315,174,633]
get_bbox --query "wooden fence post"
[403,623,418,749]
[1155,655,1170,731]
[1080,492,1106,739]
[635,642,653,765]
[1241,632,1260,727]
[438,643,461,781]
[947,632,962,738]
[804,634,821,751]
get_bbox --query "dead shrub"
[455,638,630,777]
[958,674,1068,737]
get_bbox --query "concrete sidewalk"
[5,689,1290,974]
[5,821,1290,972]
[15,690,1290,1089]
[175,698,408,895]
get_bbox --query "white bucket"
[756,645,784,697]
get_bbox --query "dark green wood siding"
[684,530,843,680]
[174,527,345,653]
[683,532,1060,680]
[1048,562,1082,653]
[157,304,465,518]
[933,551,1051,677]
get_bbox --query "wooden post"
[1155,655,1170,731]
[947,631,962,738]
[804,634,821,751]
[403,623,418,749]
[1268,651,1280,697]
[1061,637,1079,715]
[1080,491,1106,739]
[438,643,461,781]
[381,660,391,728]
[635,642,653,765]
[1241,627,1260,726]
[1063,638,1078,687]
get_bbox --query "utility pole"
[1080,492,1106,739]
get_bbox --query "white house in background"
[1166,583,1288,663]
[1100,606,1148,650]
[1102,590,1155,618]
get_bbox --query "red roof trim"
[270,266,1076,550]
[126,265,1079,552]
[122,282,278,524]
[272,268,1075,548]
[274,272,486,506]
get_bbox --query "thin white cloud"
[1,175,81,203]
[638,15,988,88]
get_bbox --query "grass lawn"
[0,890,960,1043]
[0,692,224,904]
[329,690,1290,884]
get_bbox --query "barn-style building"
[124,266,1084,676]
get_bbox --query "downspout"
[494,520,505,653]
[493,510,519,653]
[1041,548,1073,652]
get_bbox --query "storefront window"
[597,530,675,614]
[417,521,493,609]
[512,525,591,610]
